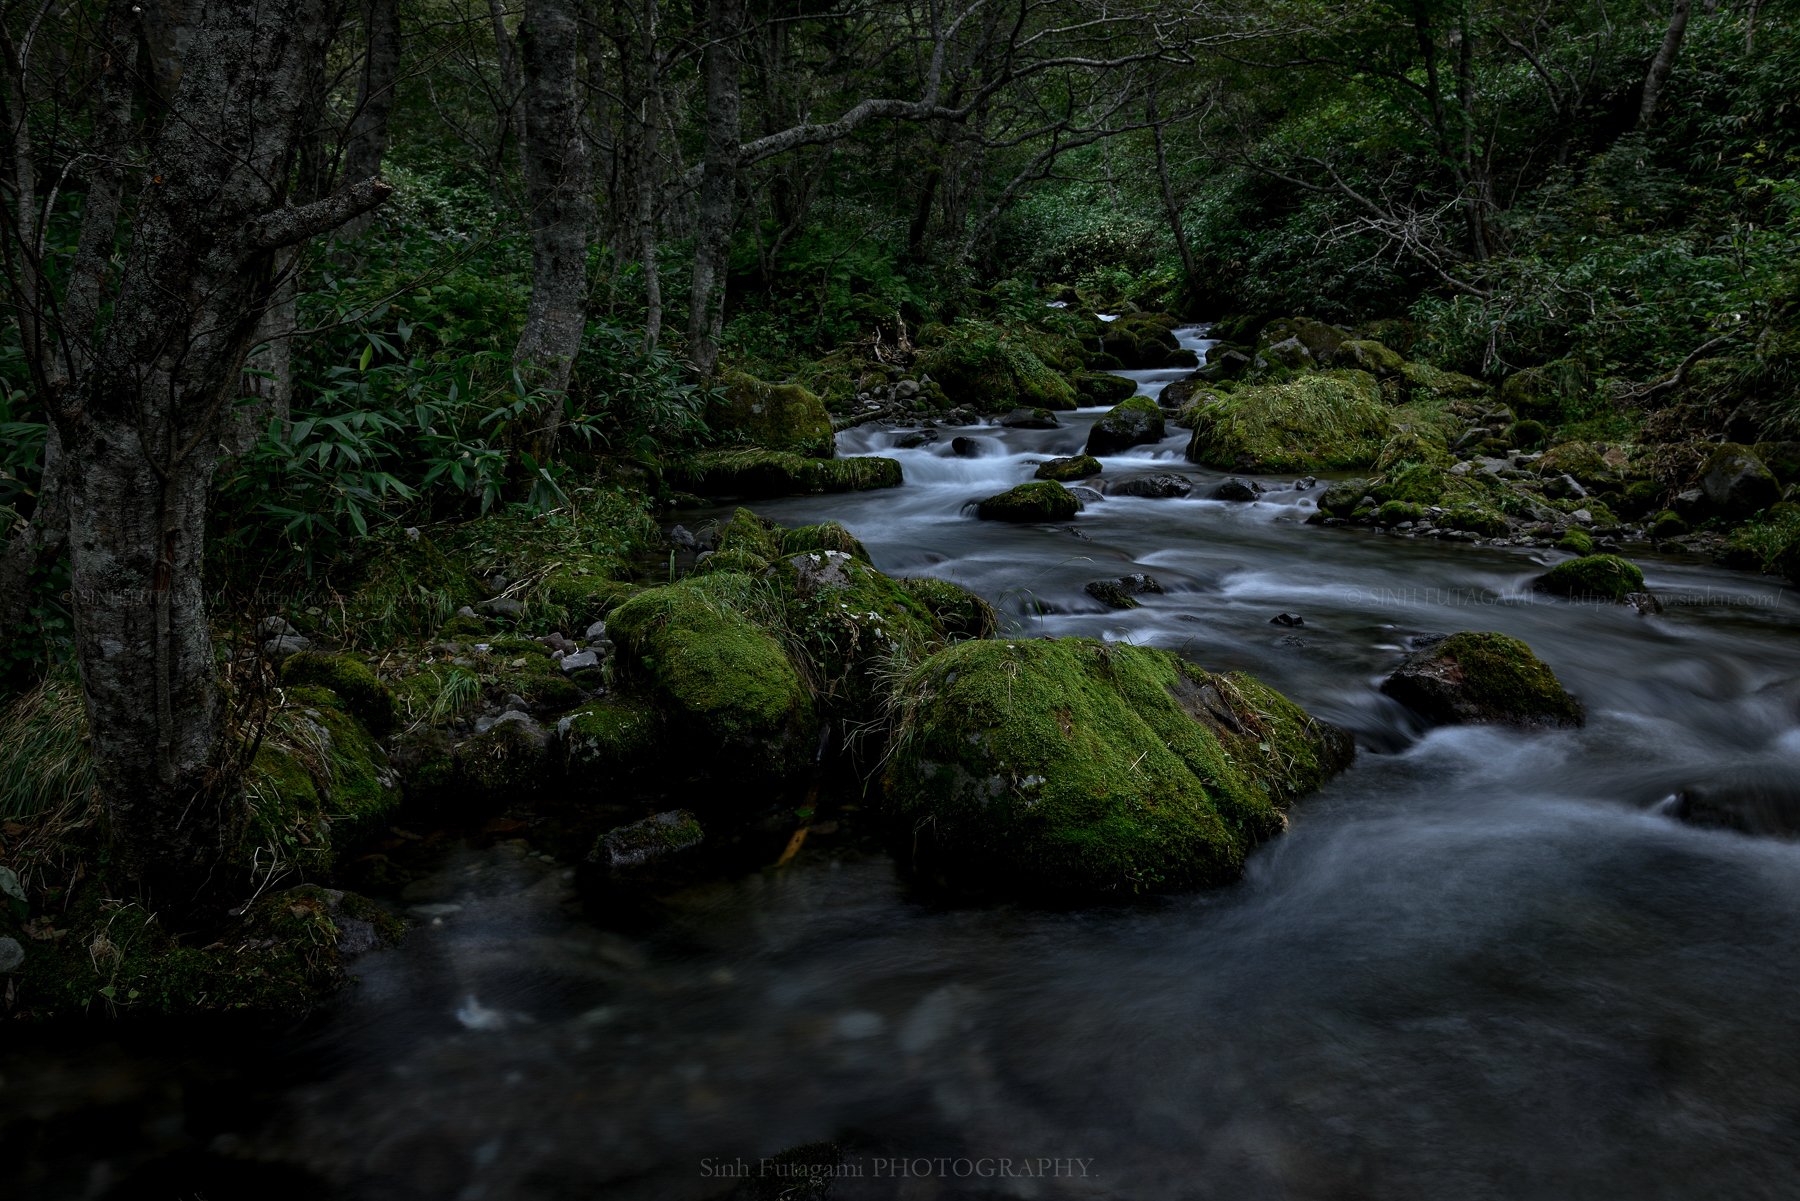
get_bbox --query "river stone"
[882,638,1354,900]
[560,648,600,674]
[1086,396,1166,456]
[1211,477,1262,502]
[999,407,1061,430]
[0,936,22,973]
[1085,574,1165,610]
[584,810,707,891]
[1380,631,1584,729]
[1670,767,1800,837]
[951,436,984,458]
[1110,474,1192,499]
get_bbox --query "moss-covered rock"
[975,481,1081,522]
[1700,443,1780,517]
[769,551,943,715]
[280,652,398,735]
[778,520,870,563]
[1556,528,1595,555]
[714,370,835,457]
[917,321,1078,412]
[1400,361,1489,402]
[1338,338,1405,375]
[1649,509,1689,539]
[608,573,814,784]
[1086,395,1166,455]
[882,639,1353,900]
[672,449,903,498]
[1375,500,1426,526]
[1510,418,1547,449]
[1035,453,1103,482]
[1380,632,1583,729]
[1537,441,1632,490]
[1317,479,1367,518]
[1073,371,1137,406]
[900,577,999,640]
[560,696,664,781]
[1185,371,1393,472]
[1100,313,1194,369]
[1534,553,1647,602]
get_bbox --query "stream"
[7,326,1800,1200]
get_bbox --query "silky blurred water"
[7,327,1800,1200]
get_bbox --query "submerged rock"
[1110,473,1193,499]
[882,638,1353,900]
[1380,631,1584,729]
[1670,768,1800,838]
[1084,573,1164,609]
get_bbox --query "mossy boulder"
[900,577,999,640]
[916,322,1077,412]
[1699,443,1780,517]
[1557,528,1595,555]
[768,551,943,714]
[1380,632,1583,730]
[560,696,664,781]
[975,481,1081,522]
[1534,554,1647,602]
[1537,442,1632,490]
[1317,479,1367,518]
[1086,395,1166,455]
[246,686,402,876]
[608,573,814,785]
[778,520,871,562]
[1100,313,1194,369]
[671,449,903,498]
[1073,372,1137,406]
[337,527,480,644]
[1510,418,1547,449]
[1035,453,1102,482]
[1184,371,1393,473]
[714,370,835,457]
[280,652,398,735]
[1337,338,1405,375]
[1649,509,1689,539]
[881,639,1353,900]
[1400,361,1488,402]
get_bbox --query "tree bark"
[1148,88,1197,292]
[40,1,389,898]
[1638,0,1692,130]
[340,0,404,236]
[685,0,745,379]
[514,0,597,448]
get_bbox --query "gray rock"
[261,633,311,658]
[950,436,984,458]
[1671,766,1800,837]
[1067,486,1105,506]
[476,597,525,618]
[999,407,1061,430]
[894,430,937,449]
[1259,335,1313,371]
[668,524,698,549]
[335,918,380,957]
[1270,612,1304,627]
[493,709,549,747]
[455,605,480,620]
[1110,474,1192,499]
[895,378,921,398]
[1211,477,1262,502]
[560,649,600,674]
[585,620,607,642]
[258,615,297,638]
[0,936,23,973]
[1701,446,1780,517]
[584,810,707,892]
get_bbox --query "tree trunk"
[685,0,745,379]
[489,0,529,173]
[1149,89,1197,292]
[514,0,597,448]
[45,0,390,898]
[1638,0,1692,129]
[340,0,404,236]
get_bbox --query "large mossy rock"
[1085,395,1166,455]
[608,573,815,785]
[1380,632,1584,730]
[768,550,944,713]
[714,371,835,457]
[1184,371,1393,472]
[1700,443,1780,517]
[1073,371,1137,406]
[671,449,903,498]
[1035,453,1102,482]
[247,684,403,875]
[916,323,1077,412]
[882,639,1353,900]
[975,481,1081,522]
[899,577,999,639]
[1534,553,1646,603]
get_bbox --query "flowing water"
[8,328,1800,1200]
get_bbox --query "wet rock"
[1270,612,1304,627]
[950,436,984,458]
[1380,631,1583,729]
[1670,767,1800,838]
[583,810,707,892]
[1110,473,1193,499]
[894,429,936,449]
[1534,554,1648,604]
[975,481,1081,522]
[1211,477,1262,502]
[668,524,698,549]
[1086,396,1166,455]
[258,615,298,638]
[1035,454,1101,482]
[560,649,600,673]
[1085,574,1164,609]
[999,407,1061,430]
[1067,486,1106,506]
[584,620,608,642]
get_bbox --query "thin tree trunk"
[340,0,403,237]
[685,0,744,379]
[489,0,529,170]
[1456,10,1489,261]
[1148,89,1197,291]
[513,0,596,447]
[628,0,665,350]
[1638,0,1692,129]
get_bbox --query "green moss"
[1381,631,1583,729]
[1718,507,1800,579]
[975,481,1081,522]
[1036,454,1103,482]
[1339,339,1405,374]
[1649,510,1689,540]
[1443,505,1510,536]
[778,520,870,563]
[1400,361,1488,401]
[1073,372,1138,406]
[452,719,547,807]
[1535,553,1646,602]
[608,574,814,783]
[714,370,835,457]
[245,689,400,878]
[561,697,664,778]
[671,449,903,498]
[1086,395,1166,455]
[1317,480,1367,518]
[916,320,1078,412]
[696,547,772,576]
[1510,418,1547,449]
[716,506,781,558]
[280,652,398,735]
[1556,528,1595,555]
[1184,371,1393,472]
[770,552,944,715]
[882,638,1351,900]
[1537,441,1631,489]
[900,577,1000,640]
[539,572,638,630]
[1375,500,1426,526]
